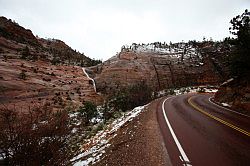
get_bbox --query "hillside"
[0,16,102,111]
[0,16,101,66]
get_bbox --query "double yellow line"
[188,97,250,137]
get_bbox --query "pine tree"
[228,9,250,79]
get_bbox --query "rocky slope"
[89,41,230,94]
[0,16,102,111]
[0,16,100,66]
[214,78,250,113]
[93,98,171,166]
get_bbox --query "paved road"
[157,93,250,166]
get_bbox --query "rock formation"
[89,42,230,94]
[214,78,250,113]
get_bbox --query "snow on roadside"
[203,87,218,93]
[175,86,218,94]
[71,105,147,166]
[71,86,218,165]
[156,85,218,97]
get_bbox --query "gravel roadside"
[93,98,172,166]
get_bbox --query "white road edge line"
[208,97,250,118]
[162,97,191,165]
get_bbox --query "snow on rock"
[71,105,147,166]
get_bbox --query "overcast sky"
[0,0,249,60]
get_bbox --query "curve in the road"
[188,96,250,136]
[208,97,250,118]
[158,93,250,166]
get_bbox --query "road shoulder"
[93,98,172,166]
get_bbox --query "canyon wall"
[90,42,230,94]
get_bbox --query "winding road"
[157,93,250,166]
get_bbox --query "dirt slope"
[94,98,172,166]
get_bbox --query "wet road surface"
[157,93,250,166]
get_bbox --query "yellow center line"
[188,96,250,137]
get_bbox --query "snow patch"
[156,86,218,97]
[71,105,146,166]
[203,88,218,93]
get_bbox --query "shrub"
[33,68,38,73]
[51,57,61,65]
[110,81,152,112]
[21,46,30,59]
[128,81,152,107]
[50,72,56,76]
[0,105,73,165]
[3,55,7,61]
[19,70,27,80]
[110,91,130,112]
[100,102,114,121]
[78,101,98,124]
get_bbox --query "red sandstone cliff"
[89,42,230,94]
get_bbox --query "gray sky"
[0,0,249,60]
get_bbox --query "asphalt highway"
[157,93,250,166]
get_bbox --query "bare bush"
[0,104,73,165]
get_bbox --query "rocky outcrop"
[214,78,250,113]
[90,42,230,94]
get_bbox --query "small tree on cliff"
[19,70,27,80]
[228,9,250,79]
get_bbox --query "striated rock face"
[0,59,103,111]
[89,42,230,94]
